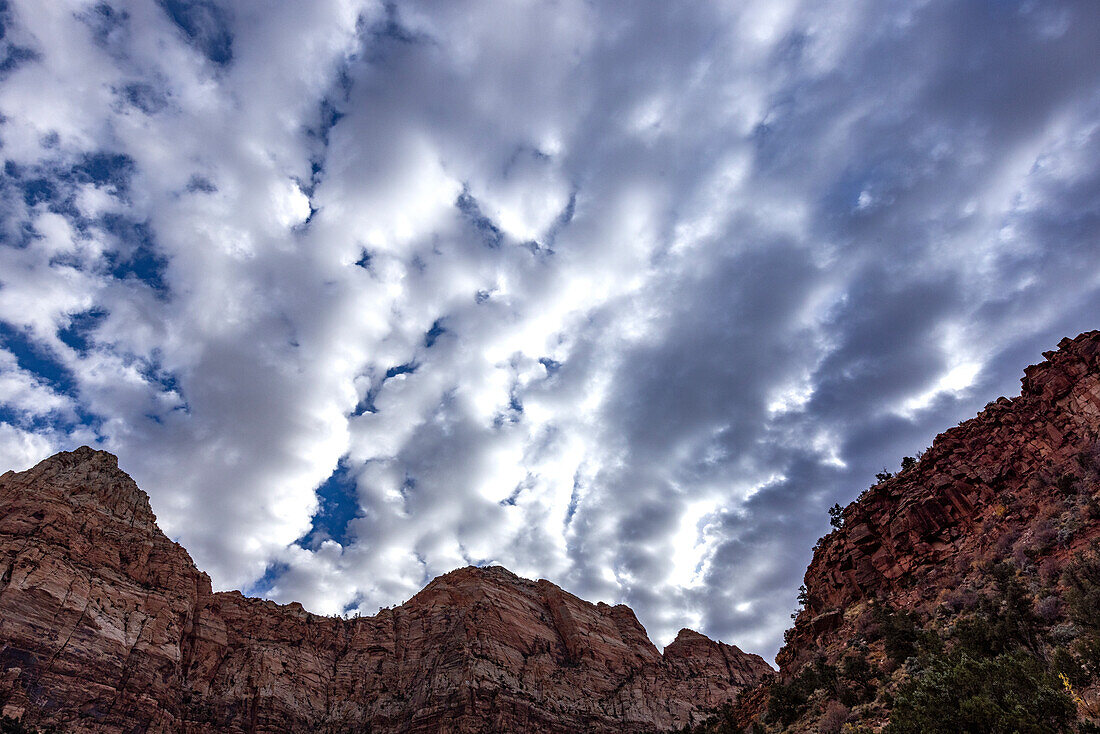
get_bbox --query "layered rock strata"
[0,447,769,733]
[780,330,1100,671]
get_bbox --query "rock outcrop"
[720,330,1100,732]
[0,447,770,733]
[780,331,1100,672]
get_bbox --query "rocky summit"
[0,447,769,733]
[717,331,1100,732]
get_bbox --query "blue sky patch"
[384,362,417,379]
[424,319,446,348]
[0,1,40,77]
[57,308,108,355]
[352,362,419,415]
[74,152,134,192]
[100,215,170,295]
[5,151,136,224]
[119,82,169,115]
[0,44,38,77]
[298,460,361,548]
[539,357,562,375]
[246,561,290,597]
[354,249,373,271]
[564,474,583,528]
[0,321,78,395]
[0,320,103,433]
[83,2,130,54]
[157,0,233,67]
[364,2,431,62]
[186,175,216,193]
[456,188,503,249]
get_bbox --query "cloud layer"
[2,0,1099,660]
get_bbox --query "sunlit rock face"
[0,446,769,733]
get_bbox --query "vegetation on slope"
[675,449,1100,734]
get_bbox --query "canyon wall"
[0,447,770,733]
[781,331,1100,671]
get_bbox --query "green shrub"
[838,652,876,706]
[953,562,1040,655]
[1063,552,1100,636]
[872,604,927,663]
[1063,551,1100,680]
[884,650,1075,734]
[765,656,838,726]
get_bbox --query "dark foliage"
[1063,551,1100,675]
[883,650,1075,734]
[871,604,928,663]
[0,717,54,734]
[838,652,876,707]
[952,562,1040,655]
[766,656,840,727]
[882,556,1097,733]
[1063,552,1100,637]
[1056,473,1079,496]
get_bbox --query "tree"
[1063,551,1100,669]
[884,651,1075,734]
[829,503,845,529]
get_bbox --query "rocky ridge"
[782,331,1100,669]
[0,447,770,733]
[749,330,1100,731]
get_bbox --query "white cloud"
[1,0,1100,663]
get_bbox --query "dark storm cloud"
[1,0,1099,661]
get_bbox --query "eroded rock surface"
[0,447,770,733]
[780,330,1100,672]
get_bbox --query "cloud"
[1,0,1099,662]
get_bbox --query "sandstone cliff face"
[780,331,1100,673]
[718,331,1100,734]
[0,447,770,733]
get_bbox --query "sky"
[1,0,1099,662]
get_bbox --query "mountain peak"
[7,445,155,527]
[0,451,770,732]
[438,563,523,583]
[760,330,1100,731]
[42,445,121,470]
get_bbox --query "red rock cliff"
[0,447,770,733]
[779,330,1100,672]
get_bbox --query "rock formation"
[0,447,770,733]
[10,331,1100,733]
[736,330,1100,731]
[781,331,1100,671]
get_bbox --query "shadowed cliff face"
[719,330,1100,732]
[781,331,1100,671]
[0,447,770,733]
